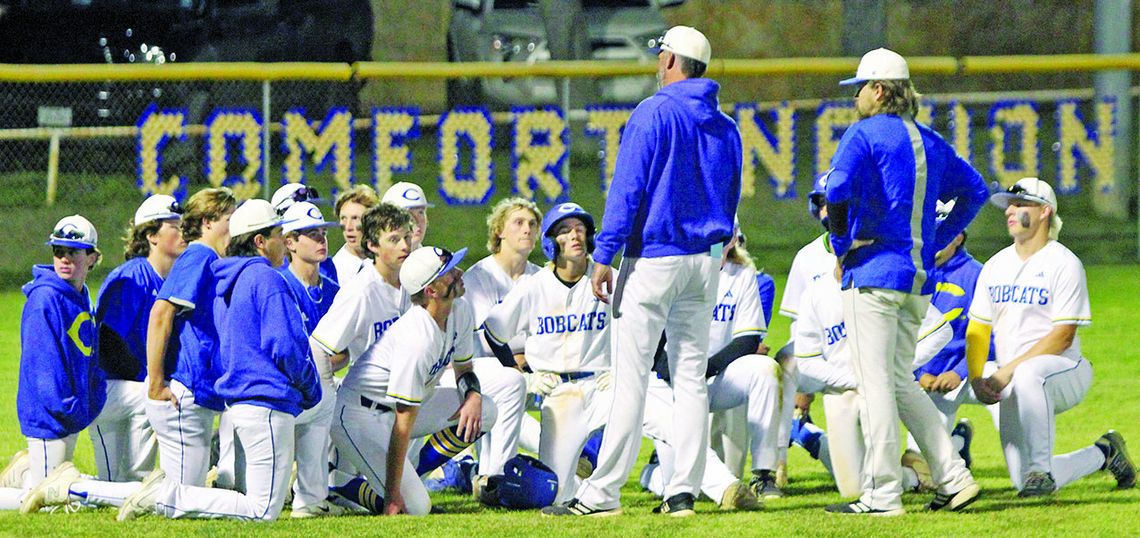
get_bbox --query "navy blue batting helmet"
[497,455,559,509]
[540,202,595,261]
[808,170,829,220]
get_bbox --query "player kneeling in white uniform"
[967,178,1135,497]
[121,199,323,521]
[644,227,778,504]
[331,246,497,515]
[793,264,952,498]
[481,203,612,505]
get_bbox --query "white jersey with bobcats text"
[968,240,1090,366]
[483,263,611,373]
[779,233,837,321]
[332,245,368,285]
[311,262,409,363]
[463,255,541,357]
[340,298,475,407]
[794,275,951,371]
[708,262,767,354]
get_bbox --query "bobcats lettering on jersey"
[987,285,1050,306]
[535,311,607,335]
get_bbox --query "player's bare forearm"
[146,300,177,401]
[1005,324,1078,373]
[385,404,419,513]
[964,320,992,380]
[329,351,349,373]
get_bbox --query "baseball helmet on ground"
[496,455,559,509]
[540,202,596,261]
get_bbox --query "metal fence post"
[262,79,272,199]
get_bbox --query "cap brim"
[283,221,338,233]
[989,192,1052,209]
[839,76,865,86]
[47,239,95,249]
[437,247,467,279]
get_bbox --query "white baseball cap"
[229,199,288,237]
[990,177,1064,238]
[653,26,711,65]
[282,202,337,234]
[400,246,467,296]
[47,215,98,249]
[840,47,910,86]
[134,194,183,225]
[271,183,322,212]
[382,182,434,209]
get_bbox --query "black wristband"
[457,371,481,397]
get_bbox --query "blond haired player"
[967,177,1135,497]
[332,185,380,283]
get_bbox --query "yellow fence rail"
[3,53,1140,82]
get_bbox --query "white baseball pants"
[538,376,609,503]
[330,387,497,515]
[576,254,718,508]
[643,377,747,502]
[0,435,78,510]
[842,288,975,510]
[90,379,156,482]
[709,407,747,478]
[146,380,217,487]
[292,378,336,509]
[906,362,1000,452]
[998,355,1104,491]
[156,404,295,520]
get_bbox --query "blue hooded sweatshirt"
[18,265,106,439]
[915,246,995,381]
[212,256,321,417]
[593,78,742,266]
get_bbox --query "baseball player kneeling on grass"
[792,263,952,498]
[331,246,497,515]
[481,203,613,505]
[2,216,105,511]
[120,199,322,521]
[966,177,1135,497]
[646,226,780,504]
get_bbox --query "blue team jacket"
[825,114,988,295]
[594,78,741,265]
[18,265,106,439]
[157,243,224,411]
[96,257,168,382]
[915,247,994,380]
[213,257,321,417]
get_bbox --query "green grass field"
[0,265,1137,536]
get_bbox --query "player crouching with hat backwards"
[330,245,496,515]
[481,202,613,506]
[966,177,1135,497]
[1,216,104,511]
[125,199,322,521]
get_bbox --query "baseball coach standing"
[823,48,988,516]
[543,25,742,517]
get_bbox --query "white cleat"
[117,468,165,522]
[291,499,348,518]
[20,462,81,514]
[0,449,29,489]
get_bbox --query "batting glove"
[525,372,560,396]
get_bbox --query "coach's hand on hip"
[149,382,180,410]
[592,262,614,303]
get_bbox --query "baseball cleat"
[20,462,81,514]
[0,449,29,489]
[540,498,621,517]
[1095,430,1136,489]
[824,500,904,516]
[116,468,165,521]
[291,499,348,518]
[902,449,935,492]
[719,480,762,511]
[928,482,980,511]
[749,470,784,499]
[1018,471,1056,498]
[653,492,696,517]
[953,419,974,469]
